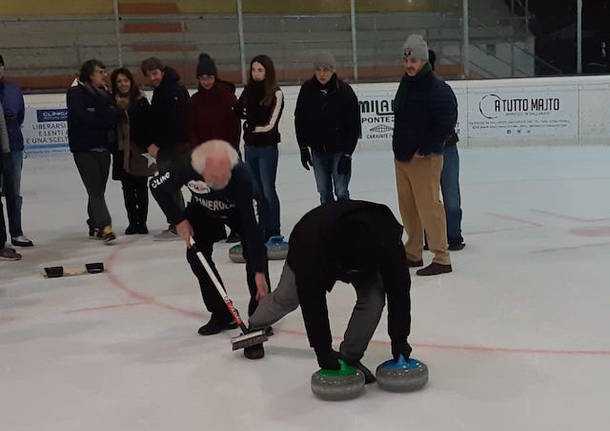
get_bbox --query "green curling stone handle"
[316,359,358,377]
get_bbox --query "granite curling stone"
[311,359,365,401]
[375,354,428,392]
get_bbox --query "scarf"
[393,62,433,114]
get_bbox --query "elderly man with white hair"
[150,139,270,359]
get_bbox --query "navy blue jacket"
[0,80,25,151]
[392,68,457,162]
[67,82,124,152]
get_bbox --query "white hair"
[191,140,239,174]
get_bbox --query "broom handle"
[189,237,248,333]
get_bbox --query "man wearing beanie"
[295,51,361,204]
[392,35,457,276]
[0,54,33,248]
[188,53,242,242]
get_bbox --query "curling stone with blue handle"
[375,354,428,392]
[311,359,365,401]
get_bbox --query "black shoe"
[448,242,465,251]
[136,224,149,234]
[11,235,34,247]
[125,225,138,235]
[406,258,424,268]
[244,343,265,360]
[340,355,376,384]
[197,318,238,336]
[226,230,240,243]
[416,262,452,276]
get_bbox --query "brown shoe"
[406,258,424,268]
[0,247,22,261]
[97,225,116,243]
[244,343,265,360]
[416,262,452,276]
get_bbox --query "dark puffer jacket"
[294,73,361,154]
[67,81,124,153]
[150,67,190,150]
[392,65,457,162]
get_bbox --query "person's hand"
[317,349,341,370]
[254,272,268,301]
[337,153,352,175]
[147,144,159,158]
[299,147,312,170]
[176,219,193,245]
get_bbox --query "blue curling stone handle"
[380,354,423,370]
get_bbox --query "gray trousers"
[249,262,386,362]
[74,151,112,228]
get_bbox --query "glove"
[316,349,341,370]
[299,147,312,171]
[337,153,351,175]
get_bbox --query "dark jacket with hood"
[392,63,457,162]
[288,200,413,365]
[67,81,123,153]
[0,79,25,152]
[235,82,283,147]
[294,73,361,154]
[188,80,241,150]
[150,67,190,151]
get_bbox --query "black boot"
[197,316,238,336]
[340,354,376,384]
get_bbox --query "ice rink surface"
[1,146,610,430]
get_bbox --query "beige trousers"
[395,155,450,265]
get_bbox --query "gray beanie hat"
[403,34,429,61]
[313,51,336,70]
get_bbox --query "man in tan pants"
[392,34,457,276]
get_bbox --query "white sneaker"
[11,235,34,247]
[153,227,180,241]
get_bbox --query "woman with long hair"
[110,67,155,234]
[236,55,284,242]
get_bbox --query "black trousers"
[121,173,149,227]
[73,151,112,229]
[156,146,186,225]
[184,203,270,322]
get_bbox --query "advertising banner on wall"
[22,107,70,157]
[467,86,579,139]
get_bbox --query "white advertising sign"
[23,107,69,157]
[467,86,579,138]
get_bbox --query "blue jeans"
[311,150,350,205]
[441,145,463,245]
[0,150,24,237]
[245,145,281,238]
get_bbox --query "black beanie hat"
[196,53,217,78]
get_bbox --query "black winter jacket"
[289,200,413,364]
[67,82,123,152]
[150,67,190,150]
[149,158,267,273]
[392,67,457,162]
[235,83,284,147]
[295,74,361,154]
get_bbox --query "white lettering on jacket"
[150,172,170,189]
